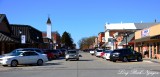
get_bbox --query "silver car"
[65,50,81,61]
[0,50,48,67]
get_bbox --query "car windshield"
[97,50,103,52]
[67,51,76,54]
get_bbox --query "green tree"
[61,31,74,49]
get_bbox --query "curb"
[143,59,160,64]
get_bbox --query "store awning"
[0,33,19,43]
[132,36,151,42]
[119,33,135,45]
[132,34,160,43]
[151,35,160,39]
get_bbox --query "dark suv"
[110,48,142,62]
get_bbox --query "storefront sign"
[21,35,26,44]
[141,29,150,37]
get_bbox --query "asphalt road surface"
[0,51,160,77]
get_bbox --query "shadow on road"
[78,59,94,61]
[45,62,63,66]
[68,59,94,61]
[111,60,143,63]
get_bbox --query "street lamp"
[123,31,129,48]
[37,36,39,48]
[37,36,39,42]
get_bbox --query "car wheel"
[137,56,142,61]
[2,65,8,67]
[11,60,18,67]
[66,59,68,61]
[77,58,79,61]
[113,60,116,62]
[48,57,52,61]
[123,57,128,62]
[37,59,43,66]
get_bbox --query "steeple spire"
[46,17,51,25]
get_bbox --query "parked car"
[110,48,142,62]
[51,50,60,58]
[43,49,56,60]
[95,49,103,57]
[0,50,48,67]
[59,49,67,56]
[102,50,113,60]
[89,49,95,55]
[56,49,63,57]
[65,50,81,61]
[100,50,106,58]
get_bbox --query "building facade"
[98,32,105,48]
[134,24,160,59]
[42,31,61,49]
[0,14,50,55]
[104,23,160,50]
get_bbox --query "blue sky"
[0,0,160,47]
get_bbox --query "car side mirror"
[79,55,82,57]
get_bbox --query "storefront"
[134,24,160,59]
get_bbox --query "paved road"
[0,51,160,77]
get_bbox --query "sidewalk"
[143,58,160,64]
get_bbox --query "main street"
[0,51,160,77]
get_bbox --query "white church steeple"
[46,17,52,39]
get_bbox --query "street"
[0,51,160,77]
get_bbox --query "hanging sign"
[21,35,26,44]
[141,29,150,37]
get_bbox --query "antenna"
[48,14,50,18]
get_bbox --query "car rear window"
[97,50,103,52]
[112,50,121,53]
[67,51,76,54]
